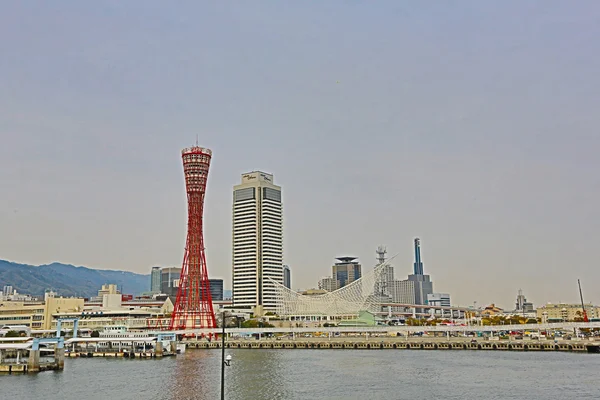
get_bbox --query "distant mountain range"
[0,260,150,298]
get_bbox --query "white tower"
[375,245,394,296]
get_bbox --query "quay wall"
[65,351,163,359]
[184,338,596,353]
[0,363,61,374]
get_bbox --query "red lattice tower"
[169,146,217,330]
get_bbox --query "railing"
[182,147,212,156]
[165,321,600,335]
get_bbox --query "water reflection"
[227,350,287,400]
[167,350,220,400]
[165,349,288,400]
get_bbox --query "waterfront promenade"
[175,321,600,354]
[168,321,600,337]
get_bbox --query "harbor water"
[2,350,599,399]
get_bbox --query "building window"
[263,188,281,202]
[234,188,255,202]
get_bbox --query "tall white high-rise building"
[232,171,283,313]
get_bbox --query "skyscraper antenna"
[196,134,198,146]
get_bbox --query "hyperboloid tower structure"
[169,146,217,330]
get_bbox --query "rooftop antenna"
[196,134,199,146]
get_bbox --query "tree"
[4,330,20,338]
[405,318,421,326]
[241,319,274,328]
[91,330,100,338]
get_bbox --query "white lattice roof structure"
[270,260,395,317]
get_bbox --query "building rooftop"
[335,257,358,264]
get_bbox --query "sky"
[1,1,599,309]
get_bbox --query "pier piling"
[27,350,40,372]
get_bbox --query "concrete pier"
[0,349,63,374]
[27,350,40,372]
[0,336,67,373]
[56,345,65,369]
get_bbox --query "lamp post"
[220,310,233,400]
[221,310,227,400]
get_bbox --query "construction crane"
[578,279,589,323]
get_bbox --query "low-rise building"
[0,291,84,331]
[0,301,45,329]
[536,303,599,322]
[52,295,175,332]
[481,304,504,316]
[427,293,451,307]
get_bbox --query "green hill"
[0,260,150,298]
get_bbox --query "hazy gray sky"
[1,1,599,309]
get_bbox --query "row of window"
[233,225,258,232]
[233,252,257,257]
[233,240,281,247]
[233,220,259,226]
[233,218,280,226]
[262,249,283,254]
[0,316,32,321]
[262,238,283,244]
[184,169,208,176]
[233,247,257,253]
[233,217,257,223]
[262,237,283,243]
[233,235,257,242]
[233,237,257,243]
[261,219,282,225]
[182,152,210,161]
[0,309,44,315]
[233,212,258,218]
[232,249,257,255]
[261,214,282,221]
[233,204,256,212]
[261,229,282,234]
[262,203,282,210]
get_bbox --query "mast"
[577,279,589,323]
